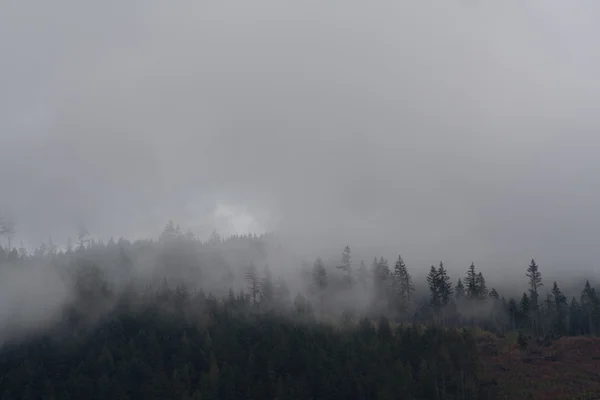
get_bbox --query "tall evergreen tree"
[437,262,453,306]
[476,272,488,300]
[580,280,599,335]
[569,297,582,335]
[526,259,543,334]
[551,281,567,335]
[336,245,353,287]
[526,259,543,304]
[393,255,414,311]
[426,265,440,309]
[245,263,260,305]
[465,263,478,300]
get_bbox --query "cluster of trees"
[2,221,600,398]
[1,221,600,341]
[0,271,486,400]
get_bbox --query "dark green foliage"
[4,229,600,400]
[466,263,478,300]
[526,259,543,310]
[0,286,484,400]
[336,245,353,287]
[465,263,488,301]
[392,255,414,313]
[427,262,453,311]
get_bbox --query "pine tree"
[526,259,543,334]
[427,263,453,313]
[393,255,414,311]
[427,265,440,309]
[551,281,567,335]
[245,263,260,305]
[465,263,478,300]
[336,245,353,287]
[312,257,328,293]
[526,259,543,306]
[580,280,599,335]
[476,272,488,300]
[437,262,453,306]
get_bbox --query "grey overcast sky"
[1,1,600,279]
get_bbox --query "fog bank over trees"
[3,1,600,281]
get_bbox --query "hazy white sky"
[2,1,600,279]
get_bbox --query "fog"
[2,0,600,287]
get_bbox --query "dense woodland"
[0,220,600,399]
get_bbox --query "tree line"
[1,222,600,398]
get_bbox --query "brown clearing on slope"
[478,333,600,400]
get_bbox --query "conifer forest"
[1,224,599,399]
[4,2,600,399]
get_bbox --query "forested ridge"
[1,222,600,399]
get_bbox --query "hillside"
[478,333,600,400]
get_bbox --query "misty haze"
[2,1,600,399]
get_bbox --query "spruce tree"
[580,280,599,335]
[526,259,543,306]
[427,265,440,309]
[245,263,260,305]
[427,262,453,316]
[569,297,582,335]
[526,259,543,334]
[437,262,453,306]
[393,255,414,311]
[465,263,478,300]
[476,272,488,300]
[551,281,567,335]
[336,245,353,287]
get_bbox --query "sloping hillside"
[478,333,600,399]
